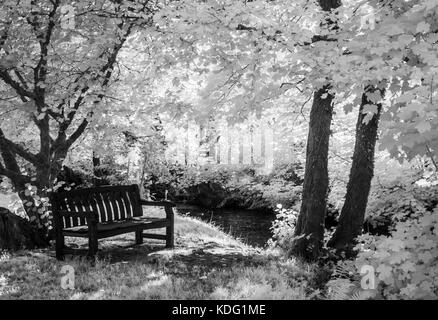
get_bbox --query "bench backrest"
[50,184,142,228]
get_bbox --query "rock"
[0,207,48,250]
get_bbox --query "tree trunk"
[291,86,335,260]
[0,4,134,248]
[0,207,48,250]
[185,122,190,165]
[327,86,384,255]
[239,134,243,164]
[228,129,232,164]
[250,125,254,165]
[92,152,102,186]
[290,0,341,261]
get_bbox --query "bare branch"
[33,0,60,108]
[64,115,90,150]
[52,22,134,158]
[425,144,438,171]
[280,78,306,92]
[0,128,32,186]
[0,70,35,102]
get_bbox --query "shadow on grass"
[54,213,268,270]
[59,233,267,272]
[0,216,315,300]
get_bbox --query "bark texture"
[327,86,384,254]
[290,0,342,261]
[291,86,335,260]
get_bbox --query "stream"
[176,204,276,248]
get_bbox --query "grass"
[0,208,320,300]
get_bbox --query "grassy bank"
[0,209,320,300]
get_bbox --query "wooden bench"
[49,184,175,260]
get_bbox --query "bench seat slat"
[142,233,167,240]
[62,217,170,235]
[119,191,129,219]
[106,191,117,222]
[102,192,113,221]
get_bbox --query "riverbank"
[179,180,302,213]
[177,204,275,248]
[0,208,321,299]
[147,163,304,213]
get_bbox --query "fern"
[325,261,376,300]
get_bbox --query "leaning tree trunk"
[291,86,335,261]
[0,207,48,250]
[327,86,384,255]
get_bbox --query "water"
[176,205,276,248]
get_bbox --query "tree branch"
[52,22,134,159]
[0,164,30,185]
[425,144,438,171]
[0,129,41,165]
[0,70,35,102]
[0,129,32,187]
[64,115,90,150]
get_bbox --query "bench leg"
[56,233,65,261]
[165,206,174,248]
[88,235,98,258]
[166,224,174,248]
[135,230,143,245]
[87,219,98,258]
[54,215,65,260]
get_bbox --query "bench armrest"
[56,210,99,221]
[139,199,176,207]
